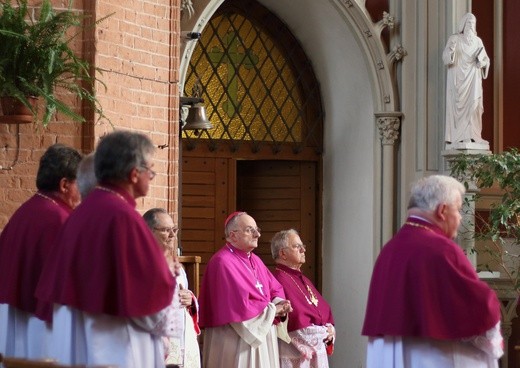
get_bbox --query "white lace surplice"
[163,268,201,368]
[279,325,330,368]
[366,322,503,368]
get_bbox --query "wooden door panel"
[181,155,318,291]
[237,160,317,284]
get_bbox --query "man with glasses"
[199,211,293,368]
[271,229,335,368]
[36,130,178,368]
[143,208,201,368]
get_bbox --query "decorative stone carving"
[443,13,490,150]
[374,11,396,38]
[181,0,195,19]
[389,44,407,63]
[377,116,400,145]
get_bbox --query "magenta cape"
[35,185,175,318]
[273,264,334,332]
[0,193,73,322]
[362,217,501,339]
[199,243,285,328]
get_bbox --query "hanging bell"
[183,103,213,131]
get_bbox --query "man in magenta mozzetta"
[362,175,503,368]
[0,144,82,359]
[36,130,178,368]
[271,229,335,367]
[199,211,293,368]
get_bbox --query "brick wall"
[0,0,181,230]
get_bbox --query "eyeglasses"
[291,243,306,251]
[154,226,178,234]
[232,226,261,235]
[139,165,156,180]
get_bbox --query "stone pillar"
[376,112,402,245]
[442,148,490,267]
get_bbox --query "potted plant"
[449,149,520,292]
[0,0,108,125]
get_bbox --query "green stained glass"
[184,9,303,142]
[182,0,323,157]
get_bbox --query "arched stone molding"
[179,0,225,91]
[179,0,405,251]
[328,1,404,113]
[180,0,404,112]
[330,0,405,246]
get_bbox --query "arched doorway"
[179,0,324,286]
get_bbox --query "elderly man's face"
[229,214,261,253]
[134,156,155,198]
[442,194,463,239]
[151,212,178,255]
[63,178,81,209]
[283,232,306,269]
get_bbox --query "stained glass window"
[183,0,323,155]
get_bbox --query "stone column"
[442,148,491,268]
[376,112,402,245]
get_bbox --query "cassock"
[273,264,335,368]
[199,243,286,368]
[362,217,503,368]
[0,192,73,359]
[164,267,201,368]
[35,185,176,368]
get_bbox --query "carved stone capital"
[376,115,401,145]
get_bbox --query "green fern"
[0,0,111,125]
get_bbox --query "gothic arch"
[178,2,404,364]
[180,0,404,246]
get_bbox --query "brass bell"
[183,103,213,131]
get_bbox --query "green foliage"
[0,0,110,125]
[450,149,520,289]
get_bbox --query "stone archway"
[178,1,405,365]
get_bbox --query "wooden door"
[236,160,318,284]
[181,156,319,292]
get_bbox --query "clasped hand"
[178,284,192,307]
[275,300,293,316]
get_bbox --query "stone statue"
[443,13,490,149]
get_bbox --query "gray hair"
[77,152,97,199]
[224,211,249,238]
[143,208,169,230]
[407,175,465,212]
[270,229,299,260]
[94,130,155,184]
[36,144,82,192]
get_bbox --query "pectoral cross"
[255,280,264,295]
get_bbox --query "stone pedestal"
[442,148,491,268]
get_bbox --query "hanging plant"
[0,0,111,125]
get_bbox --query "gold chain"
[404,221,434,232]
[276,267,318,307]
[35,192,58,206]
[96,186,126,202]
